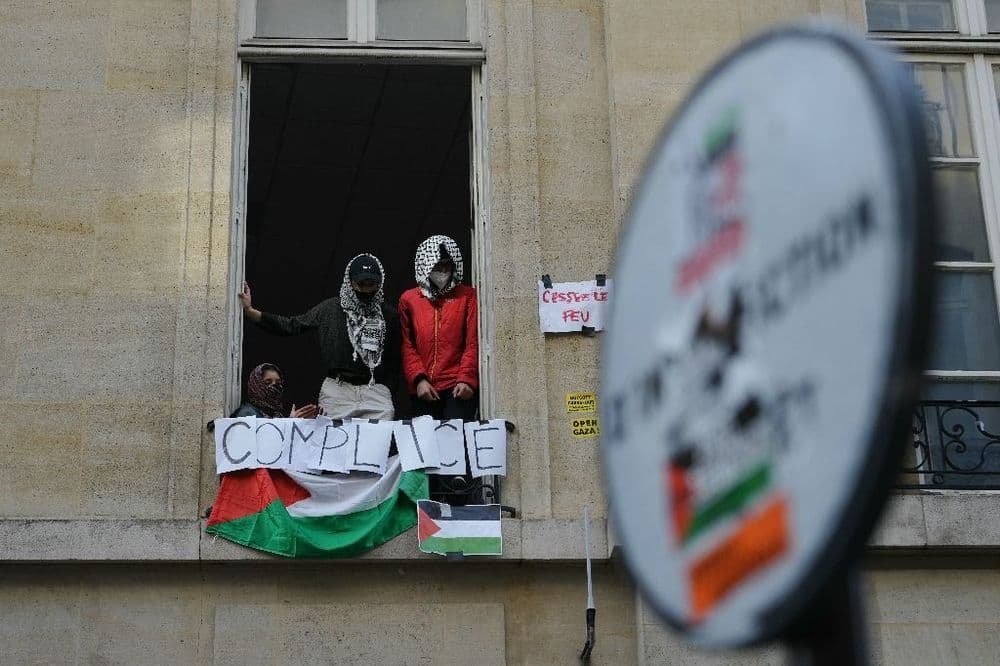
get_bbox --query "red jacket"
[398,284,479,392]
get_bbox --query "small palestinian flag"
[417,500,502,556]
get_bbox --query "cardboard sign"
[538,279,612,333]
[426,419,469,476]
[393,416,441,472]
[570,417,601,439]
[464,420,508,478]
[566,391,597,413]
[348,420,394,475]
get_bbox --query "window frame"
[226,0,495,419]
[871,1,1000,389]
[240,0,483,47]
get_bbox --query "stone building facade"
[0,1,998,663]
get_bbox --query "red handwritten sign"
[538,279,613,333]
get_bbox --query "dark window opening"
[242,63,473,415]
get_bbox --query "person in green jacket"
[239,253,401,419]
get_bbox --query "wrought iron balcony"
[901,400,1000,490]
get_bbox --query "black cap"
[349,255,381,284]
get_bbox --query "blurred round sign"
[600,24,930,647]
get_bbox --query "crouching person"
[233,363,319,419]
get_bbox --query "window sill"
[868,490,1000,550]
[0,518,607,562]
[868,34,1000,54]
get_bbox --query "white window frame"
[226,0,494,419]
[240,0,483,46]
[871,1,1000,389]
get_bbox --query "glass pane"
[932,166,990,262]
[911,63,975,158]
[866,0,955,31]
[914,382,1000,489]
[256,0,347,39]
[927,272,1000,371]
[988,0,1000,32]
[993,64,1000,111]
[377,0,468,41]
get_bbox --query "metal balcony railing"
[900,400,1000,490]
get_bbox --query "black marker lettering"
[255,421,284,466]
[434,421,460,468]
[471,426,502,472]
[318,425,348,468]
[408,422,424,464]
[289,422,315,465]
[352,424,379,469]
[221,421,252,465]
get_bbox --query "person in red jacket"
[398,235,479,420]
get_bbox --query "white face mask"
[429,270,452,290]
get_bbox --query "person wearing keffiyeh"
[398,235,479,422]
[231,363,320,419]
[239,253,401,420]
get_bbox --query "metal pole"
[784,567,869,666]
[580,506,597,663]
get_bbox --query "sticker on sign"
[600,23,930,648]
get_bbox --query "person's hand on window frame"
[239,281,263,322]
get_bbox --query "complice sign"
[215,415,507,478]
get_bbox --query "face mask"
[430,270,452,290]
[355,289,375,303]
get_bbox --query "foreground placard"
[601,24,930,647]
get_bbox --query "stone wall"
[638,566,1000,664]
[0,1,236,523]
[0,562,636,664]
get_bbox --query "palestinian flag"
[416,500,502,556]
[206,456,428,558]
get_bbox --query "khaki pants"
[318,377,394,420]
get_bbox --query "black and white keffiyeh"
[339,253,387,384]
[414,235,464,300]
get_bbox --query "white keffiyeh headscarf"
[339,253,387,385]
[414,235,464,300]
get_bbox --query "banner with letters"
[215,415,507,478]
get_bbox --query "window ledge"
[869,35,1000,54]
[237,42,485,64]
[0,519,201,561]
[0,518,608,562]
[868,490,1000,550]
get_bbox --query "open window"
[241,62,475,414]
[226,1,496,503]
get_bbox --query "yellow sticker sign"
[571,417,601,439]
[566,392,597,414]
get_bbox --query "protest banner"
[538,279,612,333]
[215,416,507,477]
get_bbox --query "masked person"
[231,363,320,419]
[398,235,479,421]
[239,253,400,420]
